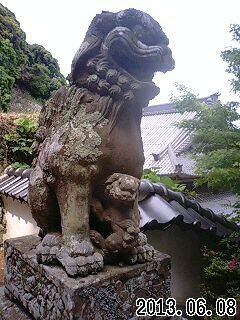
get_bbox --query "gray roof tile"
[0,167,30,202]
[139,180,239,237]
[141,94,219,176]
[141,111,196,174]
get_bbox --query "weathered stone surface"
[28,8,174,277]
[4,235,171,320]
[0,200,6,248]
[0,287,33,320]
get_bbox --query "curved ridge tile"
[139,180,155,201]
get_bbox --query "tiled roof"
[143,94,219,116]
[195,191,238,216]
[141,111,195,175]
[139,180,239,237]
[141,94,219,176]
[0,167,31,203]
[0,168,238,238]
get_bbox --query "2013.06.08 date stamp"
[136,297,237,317]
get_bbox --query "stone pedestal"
[4,235,171,320]
[0,286,33,320]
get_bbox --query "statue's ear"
[68,12,116,83]
[68,35,101,83]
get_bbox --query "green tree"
[0,66,15,111]
[171,24,240,318]
[0,3,66,111]
[0,3,27,67]
[172,85,240,195]
[221,24,240,96]
[171,90,240,320]
[21,43,66,101]
[0,39,19,111]
[171,25,240,195]
[142,168,186,192]
[28,44,63,79]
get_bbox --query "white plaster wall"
[2,196,39,240]
[145,225,201,305]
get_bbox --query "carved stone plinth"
[4,235,171,320]
[0,286,33,320]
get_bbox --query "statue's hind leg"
[29,165,61,234]
[29,165,62,264]
[54,179,103,277]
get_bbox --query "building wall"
[145,225,201,305]
[2,196,39,240]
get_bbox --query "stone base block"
[0,286,33,320]
[4,235,171,320]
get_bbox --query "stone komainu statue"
[29,8,174,277]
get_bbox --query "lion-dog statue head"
[29,8,174,277]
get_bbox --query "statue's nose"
[159,46,175,73]
[127,226,140,235]
[120,178,138,192]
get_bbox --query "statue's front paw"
[56,238,103,277]
[136,243,155,263]
[124,244,154,265]
[136,232,155,263]
[36,232,62,264]
[124,232,155,265]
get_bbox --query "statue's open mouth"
[102,27,174,83]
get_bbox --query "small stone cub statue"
[29,8,174,276]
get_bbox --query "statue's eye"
[133,25,144,40]
[133,25,154,46]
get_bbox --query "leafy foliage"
[28,44,63,79]
[172,25,240,319]
[0,4,28,112]
[172,85,240,195]
[4,117,38,168]
[221,24,240,96]
[0,113,38,173]
[21,44,66,102]
[0,3,66,111]
[142,168,186,192]
[201,232,240,319]
[0,66,15,111]
[0,39,19,111]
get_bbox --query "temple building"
[141,93,237,215]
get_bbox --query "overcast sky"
[2,0,240,104]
